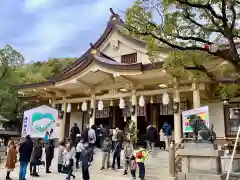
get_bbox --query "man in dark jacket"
[70,123,80,145]
[45,139,54,173]
[82,125,89,143]
[146,125,157,152]
[112,130,124,170]
[81,143,93,180]
[30,139,43,177]
[19,135,33,180]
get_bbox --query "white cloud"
[22,0,134,60]
[23,0,50,12]
[3,0,135,61]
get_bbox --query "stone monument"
[177,115,226,180]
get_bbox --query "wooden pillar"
[169,141,176,177]
[89,94,96,127]
[173,83,181,144]
[51,97,56,108]
[131,89,137,128]
[192,81,200,108]
[60,98,66,141]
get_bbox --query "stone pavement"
[0,148,170,180]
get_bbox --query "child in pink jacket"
[130,155,137,179]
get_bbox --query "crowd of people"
[4,120,172,180]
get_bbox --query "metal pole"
[226,124,240,180]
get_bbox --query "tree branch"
[230,0,237,30]
[175,35,211,44]
[221,0,227,21]
[125,24,210,52]
[203,9,224,33]
[184,64,240,84]
[183,10,222,33]
[176,0,223,20]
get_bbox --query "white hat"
[76,134,81,137]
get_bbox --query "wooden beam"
[76,79,94,92]
[55,85,194,104]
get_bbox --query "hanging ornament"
[119,98,125,109]
[209,44,218,53]
[81,101,87,112]
[98,100,104,111]
[204,43,209,49]
[139,95,145,107]
[49,99,52,105]
[77,104,80,110]
[162,92,170,105]
[150,96,154,104]
[66,103,71,113]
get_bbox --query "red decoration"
[204,43,209,49]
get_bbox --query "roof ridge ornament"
[109,8,120,22]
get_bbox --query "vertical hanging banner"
[182,106,209,133]
[21,105,59,138]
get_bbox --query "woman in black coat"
[30,139,42,177]
[45,140,54,173]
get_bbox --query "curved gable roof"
[49,9,149,81]
[50,10,123,79]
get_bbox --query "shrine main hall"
[17,10,236,143]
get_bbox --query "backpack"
[136,150,143,159]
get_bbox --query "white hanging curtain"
[139,95,145,107]
[81,101,88,111]
[119,98,125,109]
[162,92,170,105]
[98,100,104,111]
[66,103,71,113]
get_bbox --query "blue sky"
[0,0,134,61]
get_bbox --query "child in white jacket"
[75,139,84,169]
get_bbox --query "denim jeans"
[137,162,145,180]
[19,161,28,180]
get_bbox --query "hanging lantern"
[162,92,170,105]
[139,95,145,107]
[81,101,87,112]
[49,99,52,105]
[119,98,125,109]
[66,103,71,113]
[77,104,80,110]
[150,96,154,104]
[98,100,104,111]
[110,100,114,107]
[209,44,218,53]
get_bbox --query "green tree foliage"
[125,0,240,83]
[16,57,76,83]
[0,45,24,82]
[125,0,240,98]
[124,120,139,145]
[0,44,76,130]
